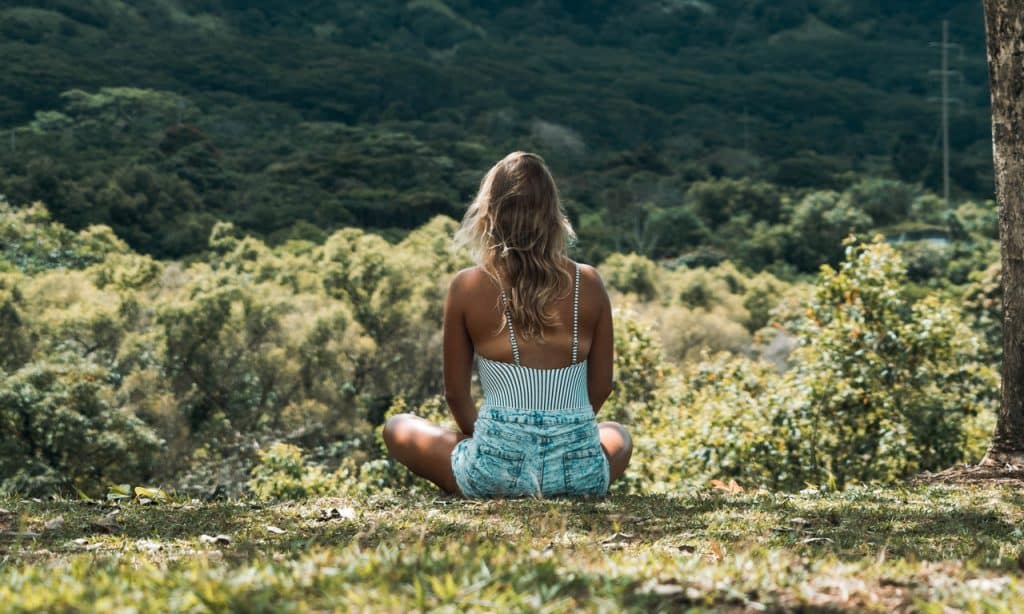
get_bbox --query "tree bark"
[981,1,1024,466]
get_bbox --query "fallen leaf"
[200,534,232,545]
[710,479,745,494]
[800,537,834,545]
[71,538,90,546]
[134,486,168,503]
[708,539,725,561]
[0,508,11,516]
[266,525,286,535]
[106,484,132,502]
[136,539,163,553]
[44,516,65,531]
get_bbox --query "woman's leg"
[598,421,633,483]
[383,413,468,495]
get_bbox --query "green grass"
[1,484,1022,612]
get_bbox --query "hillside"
[0,0,995,265]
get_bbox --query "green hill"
[0,1,993,262]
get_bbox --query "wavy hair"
[453,151,577,342]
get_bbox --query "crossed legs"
[382,413,633,496]
[382,414,467,495]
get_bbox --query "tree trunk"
[980,1,1024,466]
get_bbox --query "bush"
[247,442,340,501]
[0,359,163,497]
[598,253,661,301]
[627,237,999,493]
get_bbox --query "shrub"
[599,253,661,301]
[247,442,340,501]
[0,359,163,497]
[627,237,998,493]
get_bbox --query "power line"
[928,19,963,208]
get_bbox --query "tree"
[980,1,1024,466]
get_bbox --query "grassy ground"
[1,483,1022,612]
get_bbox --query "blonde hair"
[453,151,577,342]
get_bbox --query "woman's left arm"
[442,270,477,436]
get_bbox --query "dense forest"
[0,0,996,268]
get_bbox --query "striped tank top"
[474,261,590,411]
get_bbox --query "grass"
[1,483,1022,612]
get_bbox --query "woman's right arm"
[442,269,478,435]
[586,267,614,415]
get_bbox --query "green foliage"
[785,191,873,272]
[846,178,917,226]
[962,262,1002,362]
[0,1,995,269]
[602,312,670,423]
[684,178,784,228]
[0,359,162,497]
[628,237,998,492]
[0,204,1000,499]
[782,238,996,487]
[0,200,128,273]
[598,253,661,301]
[247,442,340,501]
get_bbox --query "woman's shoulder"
[448,266,497,304]
[451,261,605,286]
[450,265,490,289]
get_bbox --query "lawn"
[1,482,1022,612]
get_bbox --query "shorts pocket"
[464,443,526,496]
[562,446,608,497]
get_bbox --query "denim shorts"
[451,405,611,499]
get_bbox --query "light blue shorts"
[450,405,611,499]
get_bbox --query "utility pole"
[929,20,962,209]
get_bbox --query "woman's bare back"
[455,260,607,371]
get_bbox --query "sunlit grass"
[1,483,1021,611]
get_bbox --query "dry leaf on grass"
[708,539,725,561]
[710,479,744,494]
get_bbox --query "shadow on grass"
[3,484,1019,570]
[350,488,1021,570]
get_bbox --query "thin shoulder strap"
[571,260,580,364]
[499,289,521,366]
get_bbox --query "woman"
[383,151,632,498]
